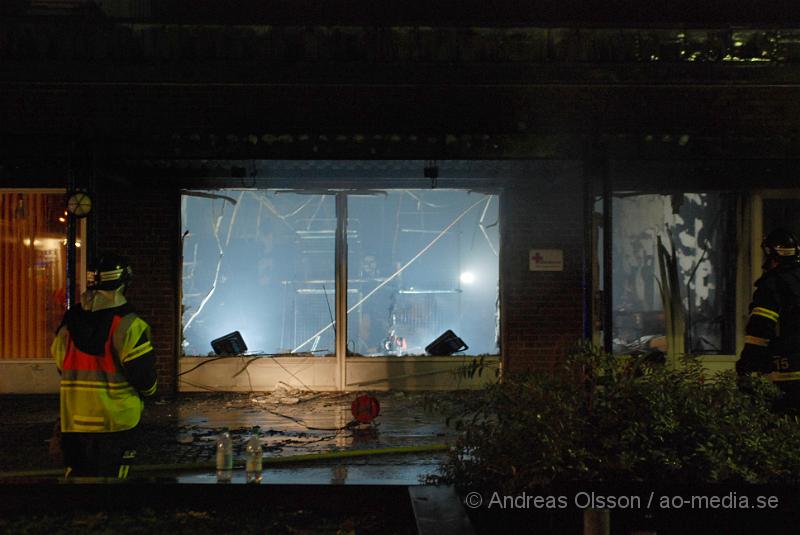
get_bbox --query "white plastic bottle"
[245,425,263,484]
[215,427,233,483]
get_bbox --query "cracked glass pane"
[612,192,737,356]
[181,190,335,357]
[346,190,500,356]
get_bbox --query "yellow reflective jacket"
[51,308,156,433]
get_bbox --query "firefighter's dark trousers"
[61,427,138,479]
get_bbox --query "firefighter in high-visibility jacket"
[736,228,800,413]
[51,254,157,478]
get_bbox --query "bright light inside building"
[460,271,476,285]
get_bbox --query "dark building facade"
[2,1,800,393]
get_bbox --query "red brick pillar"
[95,177,180,393]
[501,165,586,373]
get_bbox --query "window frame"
[178,185,502,391]
[595,189,743,368]
[745,189,800,358]
[0,188,86,360]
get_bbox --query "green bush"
[431,345,800,494]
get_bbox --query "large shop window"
[181,189,499,357]
[346,190,499,356]
[181,191,336,357]
[0,191,77,359]
[611,193,737,356]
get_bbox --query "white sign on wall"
[529,249,564,271]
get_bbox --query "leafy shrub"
[430,345,800,494]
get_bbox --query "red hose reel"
[351,394,381,424]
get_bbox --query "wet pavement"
[0,389,462,485]
[177,458,443,485]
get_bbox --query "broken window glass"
[181,188,500,358]
[611,192,737,356]
[181,191,335,356]
[346,190,500,356]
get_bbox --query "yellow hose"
[0,443,449,479]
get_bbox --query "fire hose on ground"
[0,443,450,480]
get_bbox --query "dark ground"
[0,392,225,472]
[0,390,458,474]
[0,391,460,534]
[6,392,799,534]
[0,505,415,535]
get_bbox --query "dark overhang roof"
[9,1,800,27]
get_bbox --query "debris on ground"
[0,391,458,472]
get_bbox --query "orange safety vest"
[60,315,144,433]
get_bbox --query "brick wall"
[95,177,180,393]
[501,164,586,373]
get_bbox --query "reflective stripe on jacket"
[53,314,148,433]
[738,263,800,379]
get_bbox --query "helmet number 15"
[774,357,791,370]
